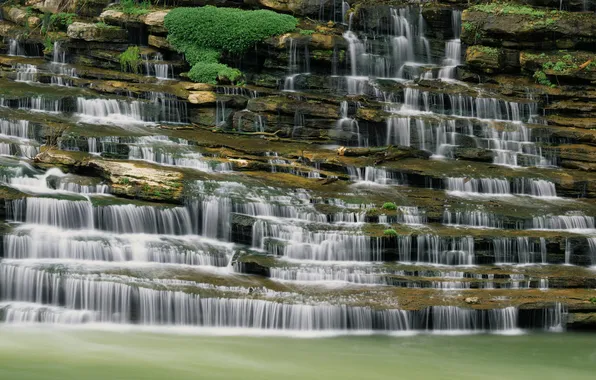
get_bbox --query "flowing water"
[0,2,594,377]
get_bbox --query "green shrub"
[43,37,53,55]
[382,202,397,211]
[184,46,220,66]
[188,63,242,84]
[119,46,142,74]
[383,229,398,236]
[533,70,554,87]
[590,297,596,304]
[165,6,297,54]
[164,6,296,83]
[49,12,76,31]
[120,0,151,15]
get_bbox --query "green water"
[1,328,595,380]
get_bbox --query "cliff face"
[0,0,595,330]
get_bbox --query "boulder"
[142,10,169,34]
[465,45,503,73]
[188,91,217,105]
[461,7,596,50]
[256,0,332,17]
[148,35,172,50]
[67,22,128,43]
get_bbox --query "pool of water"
[1,327,595,380]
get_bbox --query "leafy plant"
[164,6,296,84]
[49,12,76,31]
[383,229,398,236]
[299,29,315,36]
[589,297,596,304]
[382,202,397,211]
[533,70,554,87]
[119,0,151,15]
[43,37,53,55]
[165,6,297,54]
[188,63,242,85]
[119,46,142,74]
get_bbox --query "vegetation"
[299,29,315,36]
[119,46,142,74]
[469,3,559,18]
[119,0,151,15]
[382,202,397,211]
[43,37,53,55]
[188,63,242,85]
[590,297,596,304]
[165,6,297,84]
[533,70,554,87]
[383,229,398,236]
[49,12,76,32]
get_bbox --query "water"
[50,42,78,86]
[0,329,594,380]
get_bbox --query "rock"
[142,10,169,34]
[465,297,479,304]
[454,147,495,162]
[461,7,596,49]
[520,51,596,82]
[27,16,42,29]
[567,311,596,331]
[247,96,339,118]
[148,35,172,50]
[188,91,217,105]
[465,45,503,73]
[256,0,332,17]
[309,33,340,50]
[67,22,127,43]
[5,7,29,26]
[29,0,63,13]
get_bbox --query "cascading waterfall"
[492,237,544,264]
[443,210,503,229]
[532,214,595,231]
[50,42,78,86]
[15,64,38,82]
[0,262,566,331]
[445,177,511,196]
[348,166,402,185]
[283,38,310,91]
[144,53,174,80]
[8,39,26,56]
[437,10,462,79]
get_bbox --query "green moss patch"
[164,6,297,84]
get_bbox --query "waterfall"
[438,10,462,79]
[445,177,511,196]
[8,39,26,56]
[283,38,310,91]
[513,178,557,198]
[19,97,62,113]
[50,42,77,86]
[15,64,38,82]
[532,214,595,231]
[415,235,475,265]
[492,237,543,264]
[144,53,174,80]
[443,210,502,229]
[0,119,30,139]
[587,238,596,266]
[348,166,402,185]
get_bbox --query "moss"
[118,0,151,15]
[119,46,142,74]
[469,3,555,18]
[383,228,398,236]
[382,202,397,211]
[165,6,296,84]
